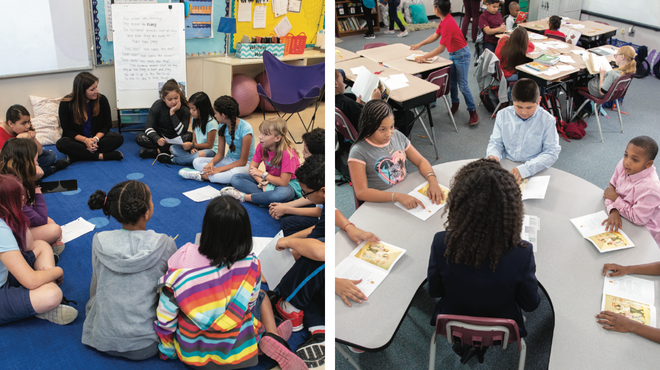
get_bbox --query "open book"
[565,29,581,44]
[406,54,439,63]
[515,11,528,24]
[519,176,550,200]
[570,211,635,253]
[602,275,656,328]
[335,240,407,297]
[394,181,450,221]
[584,52,612,75]
[351,66,380,103]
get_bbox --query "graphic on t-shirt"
[374,150,406,186]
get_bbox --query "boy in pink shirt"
[602,136,660,246]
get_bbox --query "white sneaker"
[397,30,409,38]
[220,187,246,202]
[179,168,202,181]
[36,304,78,325]
[384,30,395,34]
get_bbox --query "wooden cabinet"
[335,1,380,37]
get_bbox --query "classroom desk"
[383,55,452,76]
[335,159,660,368]
[201,49,325,99]
[356,43,416,64]
[335,57,386,81]
[518,18,618,46]
[335,47,362,61]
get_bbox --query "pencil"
[173,234,179,240]
[152,157,158,165]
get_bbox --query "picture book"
[525,61,550,72]
[535,54,560,66]
[585,52,613,75]
[515,11,528,24]
[565,29,582,44]
[521,215,540,252]
[519,176,550,200]
[570,211,635,253]
[602,275,656,328]
[335,240,407,297]
[351,65,380,103]
[394,181,450,221]
[406,54,439,63]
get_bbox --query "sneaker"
[397,30,409,37]
[36,299,78,325]
[52,241,65,256]
[384,29,395,34]
[296,333,325,368]
[451,102,460,115]
[469,110,479,126]
[156,153,173,164]
[139,148,158,159]
[220,187,246,202]
[268,291,305,332]
[278,320,293,341]
[259,333,308,370]
[53,159,69,172]
[178,168,202,182]
[364,33,375,39]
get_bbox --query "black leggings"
[55,132,124,161]
[135,132,192,153]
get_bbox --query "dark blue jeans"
[448,45,476,111]
[230,173,295,206]
[388,0,405,31]
[37,150,57,178]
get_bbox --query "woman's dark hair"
[356,100,394,142]
[0,138,38,205]
[443,158,528,272]
[189,92,214,135]
[199,196,253,268]
[6,105,30,124]
[549,15,561,31]
[160,79,188,106]
[62,72,100,126]
[88,180,151,225]
[214,96,240,153]
[433,0,451,15]
[302,128,325,156]
[0,174,30,252]
[295,154,325,191]
[501,27,531,72]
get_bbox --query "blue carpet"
[0,129,306,369]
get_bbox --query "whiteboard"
[582,0,660,30]
[111,3,187,109]
[0,0,91,78]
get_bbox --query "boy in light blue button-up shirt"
[487,78,561,182]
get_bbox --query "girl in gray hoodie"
[83,180,176,360]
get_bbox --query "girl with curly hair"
[427,159,540,344]
[179,95,255,184]
[83,180,176,360]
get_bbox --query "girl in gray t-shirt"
[348,100,445,209]
[588,45,636,98]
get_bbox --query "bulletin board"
[92,0,229,65]
[229,0,325,53]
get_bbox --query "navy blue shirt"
[306,206,325,242]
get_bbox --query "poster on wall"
[185,0,214,38]
[105,0,157,42]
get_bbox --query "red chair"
[427,66,458,133]
[335,107,363,209]
[545,33,565,42]
[570,74,633,142]
[429,314,527,370]
[363,42,388,50]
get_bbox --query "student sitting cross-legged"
[486,78,561,183]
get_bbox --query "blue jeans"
[231,173,295,206]
[37,150,57,178]
[170,145,215,166]
[448,46,476,111]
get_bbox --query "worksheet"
[60,217,95,243]
[183,185,222,202]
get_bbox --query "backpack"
[479,85,501,113]
[557,119,587,142]
[648,49,660,78]
[634,45,651,78]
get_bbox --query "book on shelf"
[602,274,657,328]
[525,61,550,72]
[570,211,635,253]
[534,54,560,66]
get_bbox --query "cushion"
[29,95,63,145]
[410,4,429,24]
[402,0,424,24]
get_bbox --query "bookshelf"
[336,1,380,37]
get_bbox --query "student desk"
[335,159,660,368]
[383,55,452,76]
[356,43,416,64]
[335,57,386,81]
[335,47,362,61]
[518,18,618,46]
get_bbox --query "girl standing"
[0,174,77,326]
[136,79,191,159]
[348,100,445,209]
[83,180,176,360]
[179,95,255,183]
[157,91,218,165]
[383,0,408,37]
[56,72,124,161]
[154,196,306,370]
[222,117,300,206]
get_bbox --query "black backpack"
[634,45,651,78]
[654,58,660,80]
[479,85,502,113]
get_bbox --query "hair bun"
[88,190,107,210]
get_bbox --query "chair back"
[546,33,565,42]
[363,42,388,50]
[427,66,451,98]
[601,74,633,102]
[434,314,522,351]
[594,21,610,25]
[335,107,358,142]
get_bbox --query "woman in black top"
[56,72,124,161]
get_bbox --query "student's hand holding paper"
[596,310,637,333]
[602,263,630,277]
[336,278,367,307]
[345,224,380,244]
[395,193,425,210]
[426,181,445,205]
[604,183,619,201]
[602,209,622,232]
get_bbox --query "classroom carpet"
[0,130,306,370]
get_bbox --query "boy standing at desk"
[602,136,660,246]
[487,79,561,183]
[479,0,506,52]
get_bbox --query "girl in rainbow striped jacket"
[153,196,306,370]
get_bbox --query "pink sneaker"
[259,333,308,370]
[275,299,304,332]
[278,320,293,341]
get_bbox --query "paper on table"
[273,16,292,37]
[272,0,287,17]
[60,217,95,244]
[350,66,369,76]
[541,67,561,75]
[183,185,222,202]
[388,73,409,83]
[164,136,184,145]
[570,211,635,253]
[569,24,585,29]
[556,64,575,71]
[558,55,575,63]
[394,182,450,221]
[533,43,549,50]
[379,77,408,90]
[521,215,540,252]
[528,33,546,40]
[258,231,295,289]
[519,176,550,200]
[571,49,586,55]
[237,0,251,22]
[602,275,657,327]
[253,6,267,29]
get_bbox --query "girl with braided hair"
[179,95,255,184]
[348,99,444,209]
[84,180,176,360]
[427,158,540,345]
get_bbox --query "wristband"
[424,171,436,180]
[262,172,269,180]
[391,192,395,203]
[343,222,355,232]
